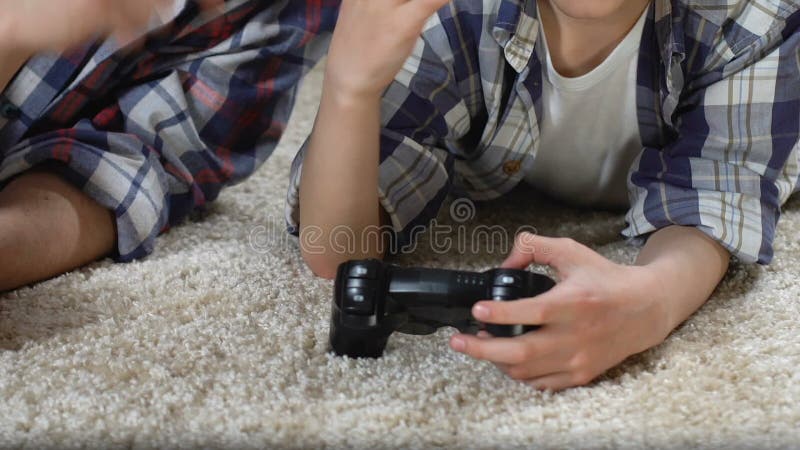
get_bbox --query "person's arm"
[299,0,449,279]
[635,225,730,332]
[449,12,799,391]
[447,226,729,391]
[621,14,800,266]
[299,79,385,279]
[0,0,222,94]
[0,29,32,93]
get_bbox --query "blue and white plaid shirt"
[287,0,800,264]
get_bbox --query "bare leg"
[0,171,116,291]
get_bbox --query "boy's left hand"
[449,233,673,391]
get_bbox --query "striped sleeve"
[624,12,800,263]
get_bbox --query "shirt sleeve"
[623,20,800,264]
[287,19,471,250]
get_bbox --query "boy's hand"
[325,0,450,100]
[449,229,727,391]
[1,0,223,53]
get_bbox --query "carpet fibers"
[1,68,799,449]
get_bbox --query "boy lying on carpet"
[0,0,337,291]
[289,0,800,390]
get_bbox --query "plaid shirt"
[0,0,338,261]
[287,0,800,264]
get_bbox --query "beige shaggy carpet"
[1,66,799,449]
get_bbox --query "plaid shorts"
[0,0,338,261]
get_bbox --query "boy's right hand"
[325,0,450,100]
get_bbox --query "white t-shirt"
[525,7,649,209]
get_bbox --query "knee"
[0,170,117,291]
[0,209,33,290]
[0,206,28,251]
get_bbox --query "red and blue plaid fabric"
[0,0,338,261]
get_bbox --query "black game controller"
[329,259,556,358]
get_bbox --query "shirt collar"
[492,0,687,75]
[654,0,686,69]
[492,0,540,73]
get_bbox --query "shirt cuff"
[623,184,778,264]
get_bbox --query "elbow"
[301,249,387,280]
[298,226,343,279]
[301,251,342,280]
[298,224,388,279]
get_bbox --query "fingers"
[471,284,576,326]
[502,232,558,269]
[111,0,158,39]
[450,331,555,365]
[452,331,599,390]
[8,0,170,53]
[502,232,589,274]
[494,352,570,381]
[528,370,598,391]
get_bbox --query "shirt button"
[0,101,21,120]
[503,160,522,176]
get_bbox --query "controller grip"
[484,323,539,338]
[483,271,554,337]
[329,326,390,359]
[329,303,395,358]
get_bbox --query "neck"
[538,0,651,77]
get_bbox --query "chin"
[545,0,631,20]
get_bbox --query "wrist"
[321,79,382,112]
[623,263,675,347]
[322,66,386,106]
[635,226,730,333]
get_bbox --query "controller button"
[344,288,375,315]
[495,274,519,287]
[349,263,378,279]
[346,278,373,289]
[491,286,520,300]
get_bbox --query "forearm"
[297,0,450,278]
[298,80,385,278]
[635,225,730,333]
